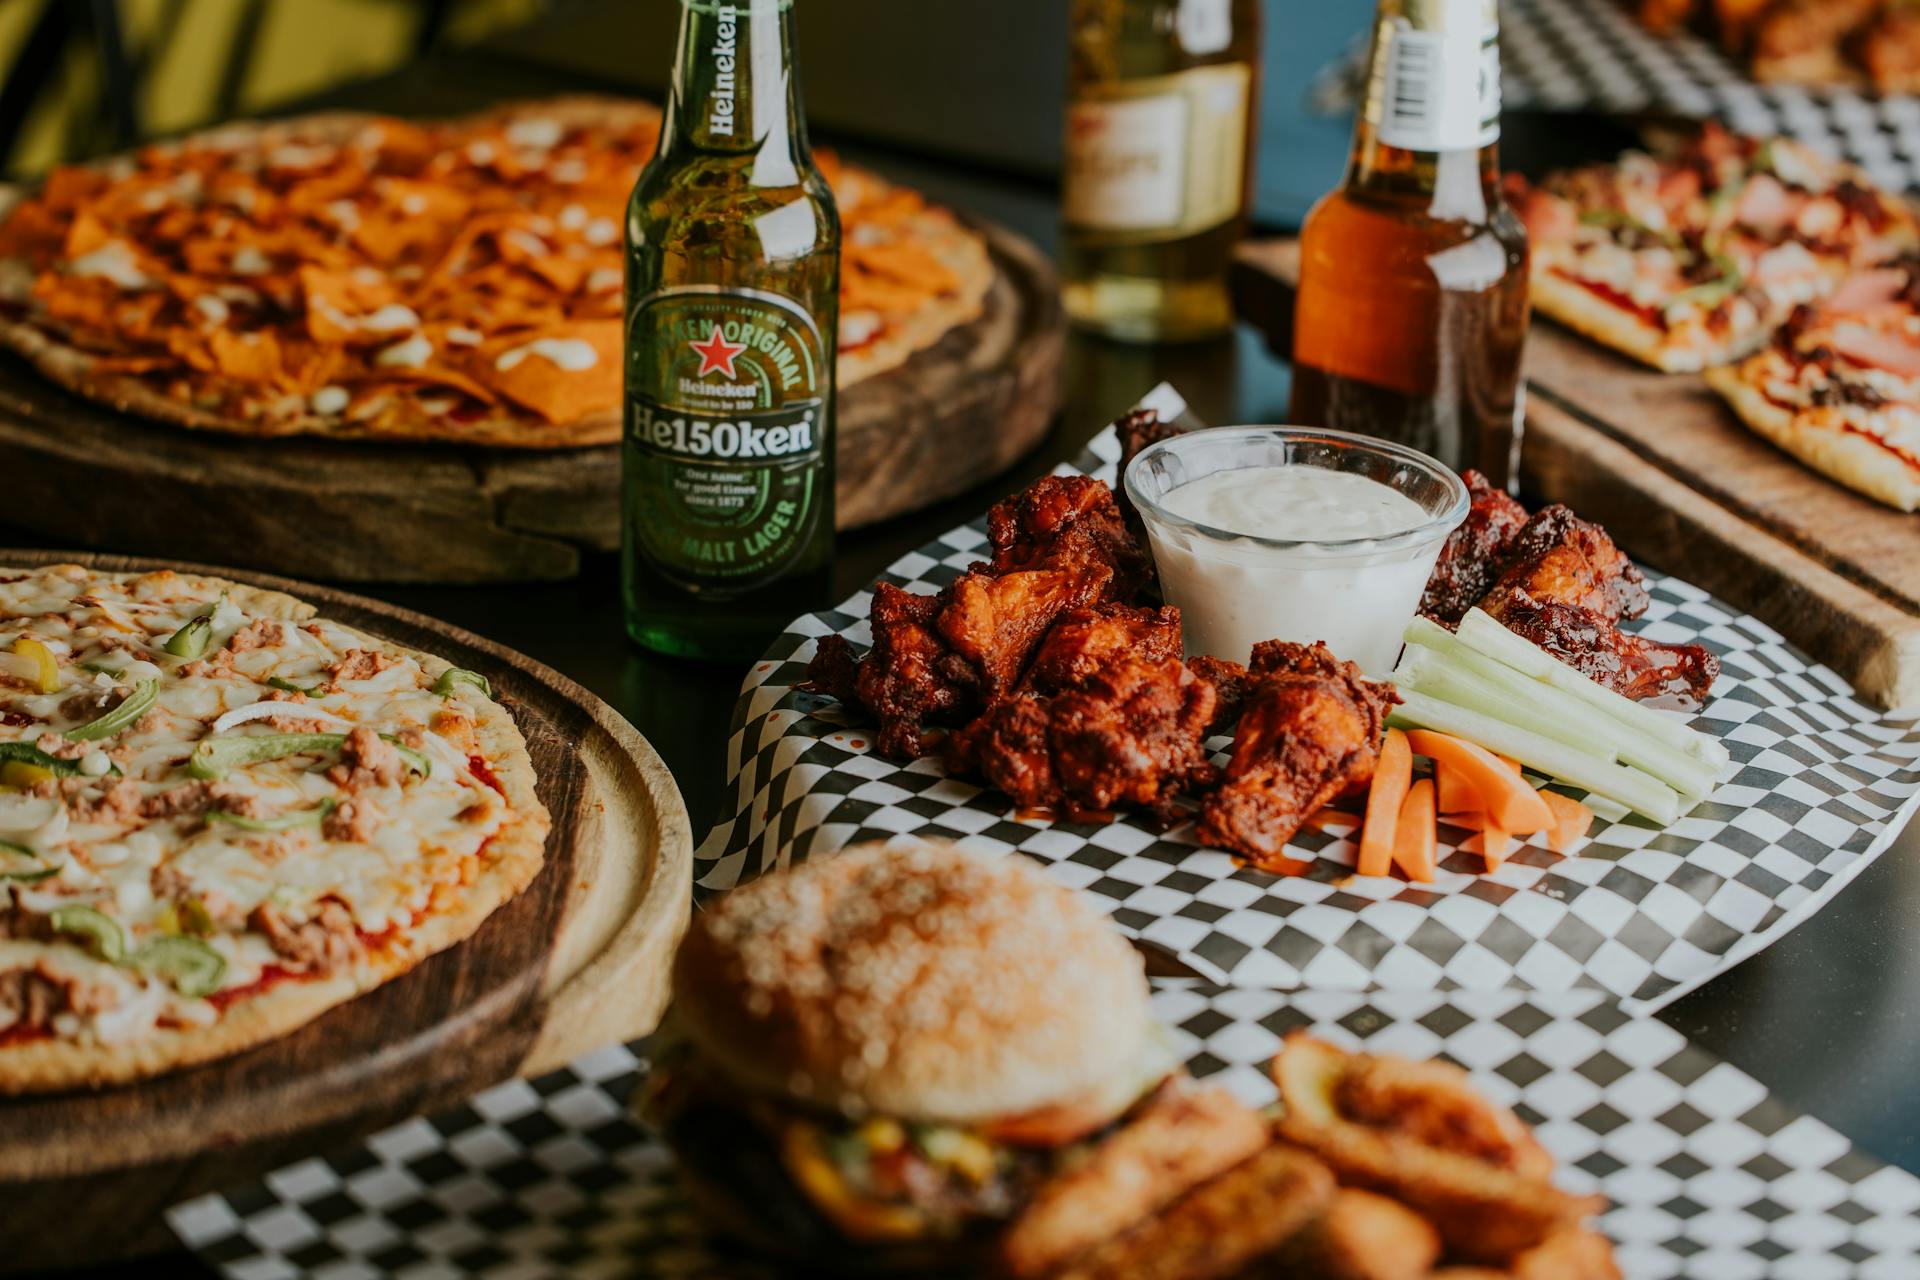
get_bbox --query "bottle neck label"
[706,5,739,137]
[624,285,830,593]
[1364,0,1500,153]
[667,1,799,154]
[1062,62,1252,242]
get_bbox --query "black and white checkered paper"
[695,426,1920,1011]
[167,985,1920,1280]
[1313,0,1920,193]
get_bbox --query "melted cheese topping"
[0,566,514,1046]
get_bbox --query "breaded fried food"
[1042,1141,1337,1280]
[1270,1188,1442,1280]
[1273,1036,1604,1265]
[1430,1229,1621,1280]
[1000,1086,1271,1277]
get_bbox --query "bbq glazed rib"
[1421,473,1718,706]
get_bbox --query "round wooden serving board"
[0,551,693,1271]
[0,220,1063,585]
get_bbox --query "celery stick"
[1449,611,1729,768]
[1387,687,1683,823]
[1395,642,1719,802]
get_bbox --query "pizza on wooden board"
[0,564,549,1092]
[1507,124,1918,372]
[0,96,992,448]
[1706,258,1920,511]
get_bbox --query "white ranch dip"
[1160,466,1426,542]
[1145,465,1442,675]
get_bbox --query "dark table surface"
[18,35,1920,1280]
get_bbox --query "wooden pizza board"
[0,218,1063,585]
[0,551,693,1271]
[1233,238,1920,710]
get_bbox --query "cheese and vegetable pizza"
[0,564,548,1092]
[1707,257,1920,510]
[1507,124,1918,372]
[0,97,991,448]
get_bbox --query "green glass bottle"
[623,0,840,662]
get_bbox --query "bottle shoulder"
[1303,184,1526,250]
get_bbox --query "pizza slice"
[1509,125,1917,372]
[1706,258,1920,510]
[0,565,550,1091]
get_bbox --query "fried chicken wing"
[1113,407,1185,533]
[1019,603,1183,696]
[939,563,1115,699]
[988,474,1154,601]
[1496,505,1648,621]
[1196,643,1398,867]
[947,656,1219,823]
[1185,655,1252,735]
[805,565,1111,759]
[1483,588,1720,708]
[813,582,973,759]
[1417,481,1715,705]
[1420,471,1528,626]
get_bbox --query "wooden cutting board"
[0,219,1064,584]
[1233,238,1920,710]
[0,551,693,1270]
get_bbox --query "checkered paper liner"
[694,426,1920,1011]
[166,985,1920,1280]
[1311,0,1920,193]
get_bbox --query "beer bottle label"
[624,286,829,594]
[1062,62,1252,242]
[1367,0,1501,153]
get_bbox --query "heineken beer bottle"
[623,0,840,661]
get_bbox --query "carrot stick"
[1435,762,1483,819]
[1461,820,1514,870]
[1404,730,1553,834]
[1495,753,1523,776]
[1357,729,1412,877]
[1392,778,1437,883]
[1541,791,1594,853]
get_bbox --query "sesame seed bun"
[672,841,1157,1127]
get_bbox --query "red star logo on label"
[689,323,748,379]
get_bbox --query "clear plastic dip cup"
[1123,426,1470,675]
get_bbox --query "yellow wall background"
[1,0,545,176]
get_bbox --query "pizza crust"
[1529,264,1758,374]
[1705,366,1920,512]
[0,566,552,1093]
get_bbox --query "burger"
[642,840,1272,1276]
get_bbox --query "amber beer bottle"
[622,0,840,661]
[1289,0,1529,490]
[1061,0,1261,342]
